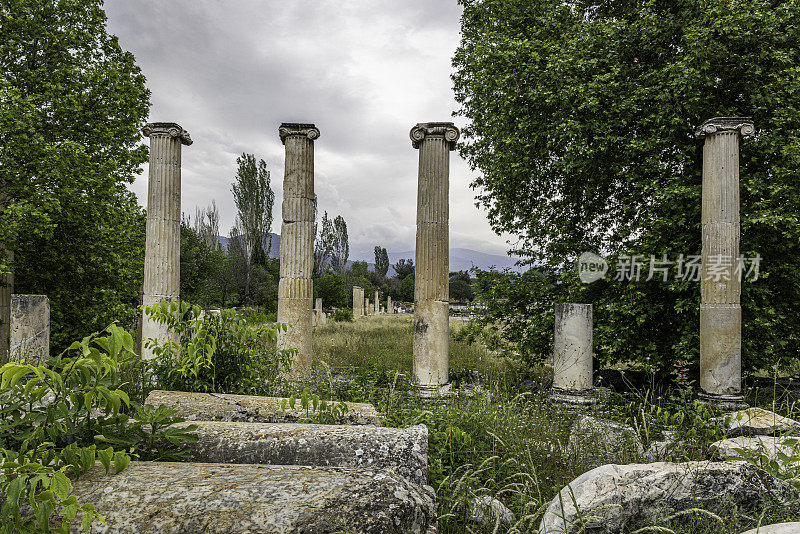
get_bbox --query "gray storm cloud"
[105,0,512,260]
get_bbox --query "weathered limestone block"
[553,303,593,393]
[69,462,437,534]
[180,421,428,486]
[9,294,49,365]
[469,496,515,527]
[411,122,459,394]
[716,407,800,437]
[711,435,800,461]
[145,390,382,425]
[642,430,679,462]
[695,117,754,402]
[741,523,800,534]
[141,122,191,361]
[566,415,643,469]
[538,461,794,534]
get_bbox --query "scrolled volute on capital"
[141,122,193,145]
[695,117,755,139]
[410,122,460,150]
[279,123,321,145]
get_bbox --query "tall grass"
[302,314,800,533]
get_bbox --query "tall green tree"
[331,215,349,276]
[393,259,414,279]
[453,0,800,372]
[193,201,221,252]
[231,153,274,303]
[316,272,347,308]
[314,211,335,277]
[374,246,389,279]
[0,0,150,350]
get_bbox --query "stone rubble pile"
[540,407,800,534]
[68,389,436,533]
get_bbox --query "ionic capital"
[410,122,460,150]
[695,117,755,139]
[279,123,320,145]
[142,122,192,145]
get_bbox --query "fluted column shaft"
[277,123,319,376]
[374,290,379,314]
[410,122,459,392]
[141,122,192,360]
[696,117,754,400]
[387,296,393,314]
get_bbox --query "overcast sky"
[105,0,513,261]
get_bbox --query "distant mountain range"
[218,233,522,274]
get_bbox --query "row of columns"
[135,116,749,406]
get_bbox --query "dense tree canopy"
[1,0,150,350]
[453,0,800,371]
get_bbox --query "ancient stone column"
[141,122,192,360]
[552,303,594,402]
[695,117,754,404]
[9,294,49,365]
[410,122,459,395]
[0,250,12,363]
[0,187,9,363]
[387,296,393,314]
[315,298,322,327]
[352,286,361,319]
[277,123,320,376]
[374,290,380,314]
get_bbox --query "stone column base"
[698,391,748,411]
[416,382,452,399]
[550,387,600,406]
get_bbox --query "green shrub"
[236,306,276,324]
[0,323,197,532]
[332,308,354,322]
[145,301,292,395]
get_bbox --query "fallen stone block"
[70,462,436,534]
[716,407,800,437]
[710,435,800,462]
[642,430,679,462]
[469,495,516,527]
[179,420,428,486]
[145,390,381,425]
[538,461,794,534]
[566,414,644,468]
[740,523,800,534]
